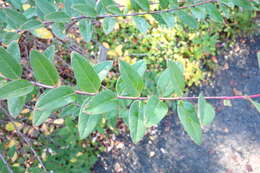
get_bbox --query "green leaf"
[64,0,77,17]
[157,69,174,97]
[71,52,101,92]
[99,0,122,14]
[191,7,207,21]
[144,96,168,127]
[103,17,116,35]
[72,3,97,17]
[167,60,185,95]
[0,32,20,45]
[0,47,22,79]
[78,98,101,139]
[129,101,146,143]
[43,45,55,62]
[30,50,59,85]
[20,19,42,30]
[177,11,198,29]
[160,0,169,9]
[45,12,70,23]
[198,93,215,126]
[8,0,22,10]
[33,110,52,126]
[177,101,202,145]
[116,61,146,96]
[130,0,140,10]
[249,99,260,113]
[233,0,252,10]
[133,16,150,34]
[23,7,37,19]
[132,60,147,77]
[205,3,223,23]
[35,86,75,112]
[93,61,113,80]
[0,80,34,100]
[135,0,149,11]
[84,90,118,114]
[7,41,20,62]
[160,12,175,28]
[3,8,27,29]
[60,104,80,118]
[157,61,185,96]
[8,96,26,118]
[51,23,66,39]
[119,61,144,97]
[35,0,56,15]
[79,19,93,42]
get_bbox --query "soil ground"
[93,36,260,173]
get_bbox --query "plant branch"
[3,77,259,101]
[44,0,217,30]
[0,152,13,173]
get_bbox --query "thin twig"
[0,107,49,173]
[0,153,14,173]
[43,0,217,29]
[2,77,259,101]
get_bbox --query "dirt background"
[93,36,260,173]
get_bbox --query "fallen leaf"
[5,122,15,131]
[232,88,243,96]
[33,27,53,39]
[223,100,232,107]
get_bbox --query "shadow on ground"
[93,36,260,173]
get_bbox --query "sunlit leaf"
[103,17,116,35]
[133,16,150,34]
[33,27,53,39]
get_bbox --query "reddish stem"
[29,80,260,101]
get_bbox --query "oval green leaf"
[84,90,118,114]
[198,93,216,126]
[8,96,26,118]
[45,12,70,23]
[0,47,22,79]
[93,60,113,81]
[0,80,34,100]
[71,52,101,93]
[78,98,101,139]
[30,50,60,85]
[35,86,76,112]
[128,101,146,143]
[119,61,144,97]
[177,101,202,145]
[144,96,168,127]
